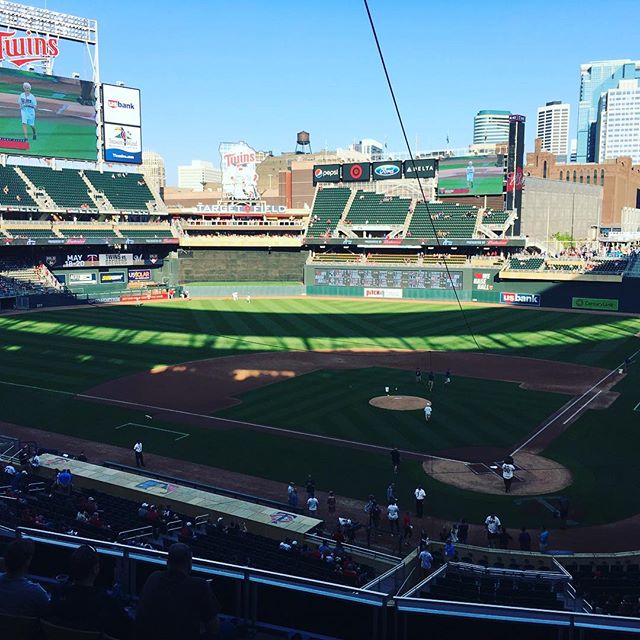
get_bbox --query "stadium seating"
[84,171,155,211]
[507,256,545,270]
[57,227,119,239]
[4,227,56,238]
[0,166,37,208]
[21,167,95,210]
[307,187,351,238]
[422,564,566,611]
[482,210,510,225]
[569,563,640,616]
[586,258,628,274]
[118,228,174,239]
[408,202,478,239]
[345,190,410,225]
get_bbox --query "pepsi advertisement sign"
[500,292,541,306]
[403,159,437,179]
[312,164,341,184]
[342,162,371,182]
[372,161,402,180]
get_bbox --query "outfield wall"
[303,265,639,313]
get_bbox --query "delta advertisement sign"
[500,291,541,306]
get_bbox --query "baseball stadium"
[1,2,640,640]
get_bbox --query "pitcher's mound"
[369,396,431,411]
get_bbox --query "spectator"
[390,447,400,474]
[457,519,469,545]
[133,441,144,468]
[387,500,400,535]
[77,451,88,463]
[47,544,131,639]
[386,482,396,505]
[29,454,40,470]
[327,490,336,514]
[57,468,72,493]
[288,485,298,509]
[0,539,49,617]
[307,495,319,515]
[419,547,434,575]
[539,527,550,553]
[402,512,413,540]
[498,526,513,549]
[4,463,16,476]
[138,502,149,520]
[136,543,220,640]
[444,538,456,560]
[485,514,501,548]
[519,527,531,551]
[414,485,426,518]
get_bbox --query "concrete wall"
[520,176,602,242]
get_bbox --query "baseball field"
[1,297,639,536]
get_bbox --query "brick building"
[526,138,640,227]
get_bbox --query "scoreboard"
[314,268,463,289]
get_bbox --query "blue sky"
[43,0,639,182]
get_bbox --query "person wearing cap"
[46,544,131,639]
[136,542,220,640]
[18,82,37,141]
[138,503,149,519]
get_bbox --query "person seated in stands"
[47,544,131,639]
[279,538,293,551]
[179,521,195,540]
[85,496,98,515]
[87,511,106,530]
[76,510,89,523]
[4,462,17,477]
[136,543,220,640]
[0,538,49,617]
[57,468,72,494]
[146,505,160,527]
[318,541,332,558]
[29,453,40,470]
[77,451,87,462]
[138,502,149,520]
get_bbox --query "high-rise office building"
[177,160,222,191]
[141,151,166,194]
[473,110,511,144]
[596,79,640,164]
[577,59,640,163]
[536,101,570,161]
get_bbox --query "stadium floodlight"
[0,1,97,44]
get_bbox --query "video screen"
[0,67,96,160]
[437,155,504,196]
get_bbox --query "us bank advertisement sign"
[102,84,141,127]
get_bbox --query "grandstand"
[408,201,479,239]
[345,190,410,225]
[20,167,96,211]
[84,170,158,212]
[307,187,351,238]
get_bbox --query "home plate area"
[467,462,524,484]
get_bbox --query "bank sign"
[500,292,541,306]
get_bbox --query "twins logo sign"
[269,511,298,525]
[500,292,541,306]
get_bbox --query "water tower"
[296,131,312,154]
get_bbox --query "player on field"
[19,82,37,141]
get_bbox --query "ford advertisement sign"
[372,161,403,180]
[500,292,541,306]
[312,164,341,184]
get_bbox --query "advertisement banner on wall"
[572,297,619,311]
[50,253,162,269]
[102,84,141,127]
[103,123,142,164]
[312,164,341,184]
[372,161,403,181]
[99,272,125,284]
[364,287,403,299]
[342,162,371,183]
[500,292,541,306]
[403,159,437,179]
[220,141,259,199]
[68,272,97,284]
[128,268,151,282]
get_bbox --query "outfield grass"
[216,367,567,453]
[0,298,638,529]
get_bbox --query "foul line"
[562,390,602,425]
[115,422,190,441]
[511,348,640,456]
[0,379,460,464]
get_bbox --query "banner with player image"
[220,141,259,199]
[0,67,96,160]
[437,154,504,196]
[103,123,142,164]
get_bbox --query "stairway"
[14,166,57,209]
[80,171,115,211]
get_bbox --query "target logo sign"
[349,164,363,180]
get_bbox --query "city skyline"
[40,0,640,182]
